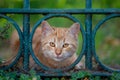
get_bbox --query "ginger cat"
[1,21,83,69]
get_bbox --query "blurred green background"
[0,0,120,69]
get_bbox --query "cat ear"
[41,21,54,36]
[68,23,80,37]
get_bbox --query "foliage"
[0,70,41,80]
[70,71,120,80]
[111,72,120,80]
[0,70,120,80]
[19,70,41,80]
[0,70,17,80]
[71,71,91,80]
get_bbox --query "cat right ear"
[68,22,80,38]
[41,21,54,36]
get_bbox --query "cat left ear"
[69,22,80,37]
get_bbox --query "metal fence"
[0,0,120,77]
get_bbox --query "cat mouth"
[53,56,66,61]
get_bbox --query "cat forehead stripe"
[55,28,67,40]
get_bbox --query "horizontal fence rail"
[0,9,120,14]
[0,0,120,77]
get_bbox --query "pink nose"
[55,48,62,56]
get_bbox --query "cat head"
[40,21,80,62]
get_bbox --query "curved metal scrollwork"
[29,14,86,72]
[0,14,23,70]
[92,14,120,72]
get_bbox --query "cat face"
[40,21,80,62]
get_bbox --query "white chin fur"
[52,57,66,62]
[53,58,63,62]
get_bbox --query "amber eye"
[63,43,69,48]
[50,42,55,47]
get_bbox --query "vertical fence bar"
[85,0,92,70]
[23,0,30,70]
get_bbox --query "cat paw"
[75,62,84,70]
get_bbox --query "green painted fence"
[0,0,120,77]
